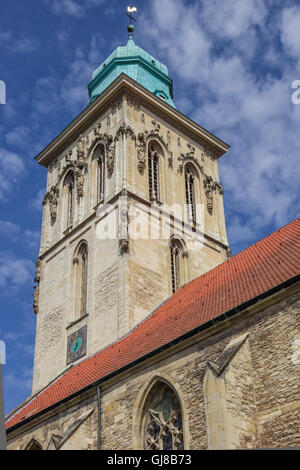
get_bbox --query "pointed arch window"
[185,167,196,225]
[74,242,88,318]
[64,171,75,229]
[170,238,184,294]
[144,382,184,450]
[95,144,105,203]
[148,145,160,202]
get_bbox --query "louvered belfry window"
[144,383,184,450]
[148,146,160,202]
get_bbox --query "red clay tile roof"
[6,218,300,430]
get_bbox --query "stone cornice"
[35,74,230,168]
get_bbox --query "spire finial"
[127,6,137,37]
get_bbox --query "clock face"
[67,326,87,365]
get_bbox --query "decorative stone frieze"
[126,93,141,110]
[177,143,203,175]
[151,119,161,134]
[203,175,214,215]
[137,133,147,174]
[204,145,218,161]
[88,123,115,175]
[33,285,39,315]
[43,184,59,223]
[119,238,129,252]
[212,181,224,195]
[137,124,173,172]
[168,152,173,170]
[33,258,42,315]
[34,259,42,284]
[119,190,129,253]
[76,135,85,159]
[114,123,136,142]
[203,178,224,216]
[106,143,115,175]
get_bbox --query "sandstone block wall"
[9,288,299,450]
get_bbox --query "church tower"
[32,23,230,393]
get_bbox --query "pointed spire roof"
[88,37,175,107]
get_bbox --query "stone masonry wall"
[7,287,300,450]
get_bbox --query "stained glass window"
[144,384,184,450]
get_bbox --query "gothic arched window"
[63,171,75,229]
[144,382,184,450]
[95,144,105,203]
[170,238,184,294]
[148,144,160,202]
[74,241,88,318]
[185,167,196,225]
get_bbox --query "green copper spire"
[88,22,175,107]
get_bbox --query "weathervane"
[127,6,137,35]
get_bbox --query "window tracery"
[144,383,184,450]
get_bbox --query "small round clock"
[67,326,87,365]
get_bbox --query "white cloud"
[202,0,267,39]
[0,252,34,288]
[3,368,32,394]
[0,220,40,253]
[0,221,20,238]
[49,0,106,18]
[140,0,300,251]
[28,188,44,212]
[5,126,31,149]
[0,30,37,53]
[31,34,104,116]
[0,149,26,201]
[52,0,85,18]
[280,6,300,59]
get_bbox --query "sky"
[0,0,299,414]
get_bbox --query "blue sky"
[0,0,300,414]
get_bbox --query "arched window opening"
[144,382,184,450]
[185,167,196,225]
[148,145,160,202]
[170,238,184,294]
[94,144,105,203]
[63,171,75,229]
[74,242,88,318]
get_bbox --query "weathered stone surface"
[32,90,229,392]
[8,289,300,450]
